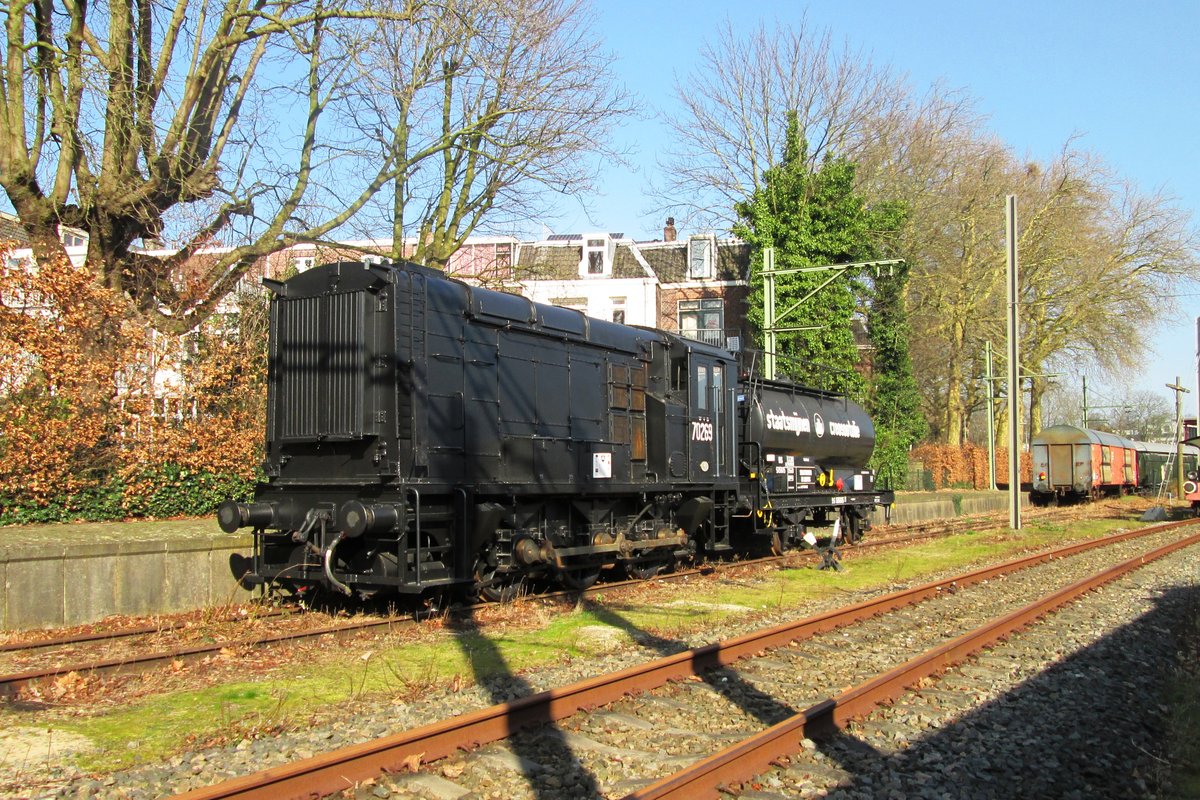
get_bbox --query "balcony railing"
[677,327,741,351]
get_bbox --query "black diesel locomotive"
[218,260,893,600]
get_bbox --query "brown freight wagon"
[1030,425,1138,505]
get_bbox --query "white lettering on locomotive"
[691,419,714,442]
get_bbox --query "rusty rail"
[0,607,293,654]
[170,518,1200,800]
[627,527,1200,799]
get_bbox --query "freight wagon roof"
[1134,440,1200,457]
[1031,424,1138,450]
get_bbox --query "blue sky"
[555,0,1200,415]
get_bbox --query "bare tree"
[0,0,424,333]
[657,16,912,230]
[1014,148,1198,434]
[338,0,632,267]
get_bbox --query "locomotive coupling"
[217,501,275,533]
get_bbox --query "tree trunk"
[944,319,967,446]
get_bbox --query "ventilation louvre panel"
[276,292,367,440]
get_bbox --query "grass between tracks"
[6,506,1171,776]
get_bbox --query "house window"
[290,256,315,273]
[581,236,609,277]
[550,296,588,313]
[678,299,723,345]
[612,297,626,324]
[495,242,512,268]
[687,235,714,279]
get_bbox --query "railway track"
[0,506,1128,700]
[0,606,296,654]
[0,505,1098,699]
[164,517,1200,800]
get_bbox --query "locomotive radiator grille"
[277,292,367,440]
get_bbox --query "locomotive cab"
[662,342,738,483]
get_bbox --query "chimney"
[664,217,677,242]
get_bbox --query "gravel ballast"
[9,532,1200,799]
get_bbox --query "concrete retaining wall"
[0,491,1031,631]
[870,491,1030,527]
[1,533,253,630]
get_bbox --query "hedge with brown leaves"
[0,244,266,523]
[911,442,1033,490]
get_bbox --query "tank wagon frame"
[219,261,893,600]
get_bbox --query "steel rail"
[169,518,1200,800]
[0,607,293,654]
[0,615,414,698]
[626,527,1200,799]
[0,509,1017,695]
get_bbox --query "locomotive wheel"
[558,566,602,591]
[472,560,527,603]
[623,556,671,580]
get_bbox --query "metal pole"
[1005,196,1022,530]
[985,340,996,491]
[763,247,776,381]
[1081,375,1088,429]
[1168,376,1190,499]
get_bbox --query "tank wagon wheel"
[843,515,865,545]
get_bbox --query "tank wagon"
[218,260,893,600]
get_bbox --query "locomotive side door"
[688,355,733,481]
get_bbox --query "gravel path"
[13,529,1200,799]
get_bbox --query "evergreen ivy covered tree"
[732,111,895,397]
[866,260,928,488]
[732,110,922,484]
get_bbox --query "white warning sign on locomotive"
[593,452,612,479]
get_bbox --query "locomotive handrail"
[406,487,423,585]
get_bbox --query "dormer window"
[580,235,611,277]
[687,235,714,280]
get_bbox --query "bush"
[120,465,258,519]
[0,482,126,525]
[0,243,267,525]
[910,442,1032,490]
